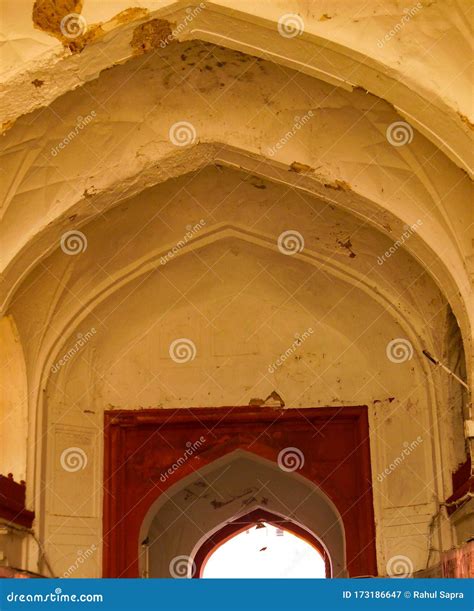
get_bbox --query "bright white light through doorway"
[201,522,327,578]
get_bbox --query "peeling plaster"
[130,18,175,55]
[32,0,83,38]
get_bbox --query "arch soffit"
[2,2,471,177]
[139,448,346,555]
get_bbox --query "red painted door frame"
[103,406,377,577]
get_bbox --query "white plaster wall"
[1,1,472,176]
[1,38,470,367]
[6,165,463,577]
[0,0,471,579]
[0,316,28,481]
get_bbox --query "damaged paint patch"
[131,19,175,55]
[32,0,83,36]
[32,0,103,53]
[83,186,98,198]
[289,163,352,192]
[210,488,259,509]
[353,85,371,95]
[114,7,149,25]
[249,392,285,407]
[458,113,474,130]
[1,119,15,132]
[65,24,104,54]
[324,179,351,191]
[289,161,313,173]
[337,238,356,258]
[245,175,267,189]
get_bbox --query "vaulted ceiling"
[0,0,472,430]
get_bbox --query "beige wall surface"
[0,0,472,578]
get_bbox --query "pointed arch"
[192,507,332,578]
[138,448,347,577]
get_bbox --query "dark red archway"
[103,406,377,577]
[193,508,332,578]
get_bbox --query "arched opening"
[195,509,330,578]
[136,447,351,578]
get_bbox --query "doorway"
[197,510,329,578]
[104,406,376,577]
